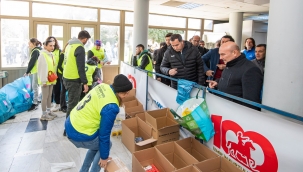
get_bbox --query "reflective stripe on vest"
[63,44,82,79]
[30,48,40,74]
[70,84,119,136]
[137,54,153,77]
[38,52,57,85]
[91,47,105,68]
[85,64,97,86]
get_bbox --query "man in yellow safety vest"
[133,44,153,77]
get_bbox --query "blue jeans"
[69,137,112,172]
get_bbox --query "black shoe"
[28,104,38,111]
[63,130,66,136]
[60,108,67,113]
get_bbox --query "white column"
[262,0,303,116]
[229,12,243,46]
[133,0,149,53]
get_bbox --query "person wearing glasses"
[65,74,133,171]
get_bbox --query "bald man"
[191,35,208,56]
[207,42,263,110]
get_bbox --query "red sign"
[212,115,278,172]
[127,74,137,89]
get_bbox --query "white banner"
[120,63,147,110]
[121,63,303,172]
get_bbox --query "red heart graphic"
[221,120,278,172]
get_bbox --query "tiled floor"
[0,106,132,172]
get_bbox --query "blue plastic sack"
[21,76,31,92]
[0,83,26,106]
[0,92,12,116]
[176,79,196,105]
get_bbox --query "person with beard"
[133,44,153,77]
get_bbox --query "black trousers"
[80,85,93,101]
[63,79,82,118]
[52,77,61,104]
[59,75,67,109]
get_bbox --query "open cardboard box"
[123,99,144,119]
[105,158,129,172]
[122,89,136,102]
[174,165,201,172]
[194,156,243,172]
[155,142,199,170]
[145,108,180,145]
[122,117,157,153]
[176,137,218,162]
[132,147,176,172]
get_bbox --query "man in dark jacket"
[160,34,205,89]
[155,33,173,86]
[191,35,208,56]
[207,42,263,110]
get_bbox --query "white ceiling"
[33,0,270,21]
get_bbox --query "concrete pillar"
[133,0,149,53]
[262,0,303,116]
[229,12,243,46]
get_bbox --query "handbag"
[48,71,58,82]
[47,54,58,82]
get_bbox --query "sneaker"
[48,111,57,118]
[51,104,60,112]
[60,107,67,113]
[28,104,38,111]
[40,113,55,121]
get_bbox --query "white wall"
[213,20,268,48]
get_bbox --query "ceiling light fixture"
[177,3,203,10]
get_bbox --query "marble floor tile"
[44,117,65,143]
[0,142,20,172]
[30,109,43,119]
[0,123,11,129]
[0,128,8,135]
[0,122,28,145]
[9,153,42,172]
[17,131,46,153]
[13,111,31,123]
[25,118,48,133]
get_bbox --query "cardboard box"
[174,165,201,172]
[194,156,242,172]
[122,89,136,102]
[146,108,180,145]
[176,137,218,162]
[105,158,129,172]
[124,99,144,119]
[132,147,176,172]
[155,142,199,169]
[122,117,156,153]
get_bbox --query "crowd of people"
[23,30,134,170]
[133,33,266,109]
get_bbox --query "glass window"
[52,25,63,38]
[125,12,134,24]
[124,26,133,63]
[149,14,186,28]
[1,19,29,68]
[32,3,97,21]
[101,10,120,23]
[187,30,201,41]
[70,27,81,39]
[0,1,29,17]
[100,25,120,65]
[204,20,213,30]
[188,18,201,29]
[148,28,185,49]
[37,24,49,43]
[84,27,95,53]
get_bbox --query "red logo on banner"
[212,115,278,172]
[127,74,136,89]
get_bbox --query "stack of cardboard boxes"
[132,137,242,172]
[115,89,242,172]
